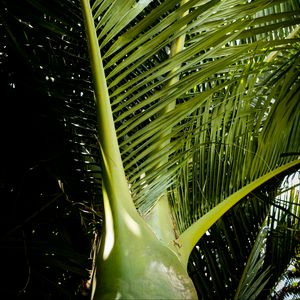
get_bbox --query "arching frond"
[80,0,300,217]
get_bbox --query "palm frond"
[82,0,300,217]
[171,50,300,234]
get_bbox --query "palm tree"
[1,0,300,299]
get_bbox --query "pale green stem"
[157,0,189,144]
[145,194,178,246]
[176,159,300,268]
[146,0,189,249]
[80,0,137,218]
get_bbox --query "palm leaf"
[79,0,300,217]
[174,50,300,264]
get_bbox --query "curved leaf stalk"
[80,1,197,299]
[177,159,300,268]
[80,0,135,217]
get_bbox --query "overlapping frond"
[86,0,300,217]
[171,49,300,233]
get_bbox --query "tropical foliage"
[1,0,300,299]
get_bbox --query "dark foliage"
[0,0,101,298]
